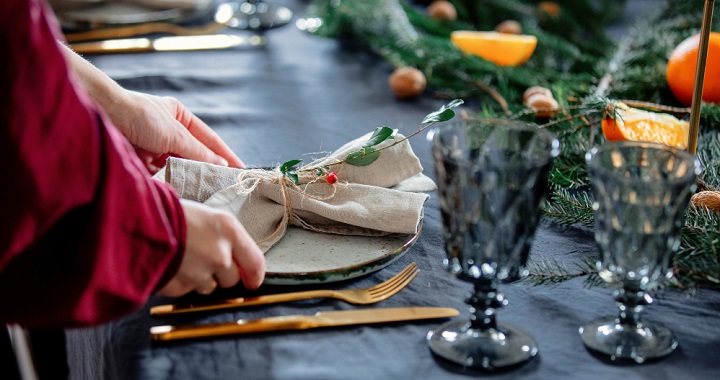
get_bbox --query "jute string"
[236,167,341,245]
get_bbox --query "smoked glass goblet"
[581,141,700,363]
[426,120,559,370]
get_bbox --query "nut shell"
[523,86,553,103]
[691,191,720,212]
[526,93,559,118]
[538,1,561,17]
[389,67,427,99]
[495,20,523,35]
[427,1,457,21]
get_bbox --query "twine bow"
[236,166,339,245]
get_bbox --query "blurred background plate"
[55,1,213,30]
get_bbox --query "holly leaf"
[280,159,303,173]
[346,147,380,166]
[421,99,464,124]
[363,126,397,148]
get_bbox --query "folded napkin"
[158,133,436,252]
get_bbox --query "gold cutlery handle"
[151,315,318,341]
[150,307,460,342]
[150,290,336,316]
[70,38,154,54]
[64,22,225,43]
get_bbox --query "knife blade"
[69,34,266,54]
[150,307,459,342]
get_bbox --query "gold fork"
[150,263,420,316]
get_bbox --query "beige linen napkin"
[158,133,436,252]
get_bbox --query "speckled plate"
[264,223,422,285]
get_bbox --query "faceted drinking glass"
[426,119,559,370]
[580,141,700,363]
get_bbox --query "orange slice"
[450,31,538,67]
[601,102,689,149]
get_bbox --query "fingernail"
[217,157,229,166]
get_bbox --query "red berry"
[327,172,338,184]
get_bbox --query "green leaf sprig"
[278,99,464,184]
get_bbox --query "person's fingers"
[175,105,245,168]
[228,221,265,289]
[133,148,164,174]
[150,153,171,170]
[195,278,218,295]
[169,124,230,166]
[214,260,241,288]
[157,279,194,298]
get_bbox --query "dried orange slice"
[601,102,689,149]
[450,31,537,67]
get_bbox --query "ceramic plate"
[264,223,422,285]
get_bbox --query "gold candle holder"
[688,0,716,155]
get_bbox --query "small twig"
[595,73,613,97]
[618,100,691,115]
[297,120,442,172]
[472,80,510,115]
[537,110,602,129]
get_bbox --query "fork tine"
[369,264,419,297]
[368,263,417,293]
[368,268,419,300]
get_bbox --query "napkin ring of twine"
[236,167,341,245]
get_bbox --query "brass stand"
[688,0,715,155]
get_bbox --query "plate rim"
[263,220,423,284]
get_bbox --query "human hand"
[109,91,244,173]
[157,200,265,297]
[60,43,244,172]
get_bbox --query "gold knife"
[70,34,266,55]
[150,307,459,342]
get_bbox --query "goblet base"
[427,320,538,370]
[226,2,293,31]
[579,316,678,363]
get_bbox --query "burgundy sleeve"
[0,0,186,327]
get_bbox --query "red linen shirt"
[0,0,186,327]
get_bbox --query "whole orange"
[666,32,720,106]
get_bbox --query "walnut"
[691,191,720,212]
[525,93,559,119]
[427,1,457,21]
[389,67,427,99]
[495,20,523,35]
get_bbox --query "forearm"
[58,42,129,116]
[0,0,186,327]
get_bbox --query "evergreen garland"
[304,0,720,289]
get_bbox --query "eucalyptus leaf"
[346,147,380,166]
[280,159,303,173]
[363,126,397,148]
[422,99,464,124]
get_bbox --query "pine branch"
[523,255,599,286]
[304,0,720,290]
[542,187,594,226]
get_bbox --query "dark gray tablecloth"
[65,1,720,379]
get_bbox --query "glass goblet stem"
[467,278,506,331]
[615,287,650,327]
